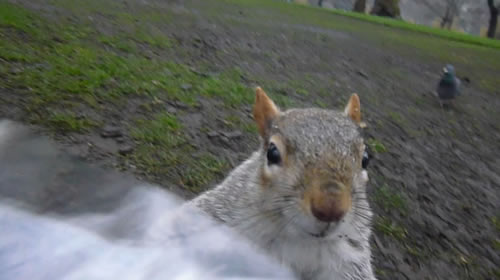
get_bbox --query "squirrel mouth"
[308,223,331,238]
[310,231,327,238]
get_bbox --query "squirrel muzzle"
[304,178,352,224]
[311,194,348,223]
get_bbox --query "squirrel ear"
[253,87,279,138]
[344,93,362,125]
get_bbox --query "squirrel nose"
[310,197,345,223]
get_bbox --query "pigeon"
[435,64,461,108]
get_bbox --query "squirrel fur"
[188,87,376,280]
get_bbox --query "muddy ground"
[1,0,500,279]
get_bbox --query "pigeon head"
[442,64,455,76]
[441,64,456,82]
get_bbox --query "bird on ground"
[435,64,461,108]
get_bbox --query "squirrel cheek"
[260,164,274,188]
[360,170,369,184]
[263,160,282,176]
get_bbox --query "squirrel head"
[252,87,367,238]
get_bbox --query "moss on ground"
[0,1,252,191]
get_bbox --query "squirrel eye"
[267,143,281,165]
[362,149,370,169]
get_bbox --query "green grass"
[212,0,500,94]
[493,217,500,251]
[374,184,408,215]
[0,2,45,37]
[98,35,138,53]
[47,112,97,133]
[375,268,388,278]
[0,2,256,192]
[326,8,500,50]
[493,270,500,279]
[181,153,229,193]
[493,217,500,232]
[493,239,500,251]
[388,111,407,127]
[221,0,500,50]
[1,3,166,108]
[2,0,499,198]
[491,217,500,231]
[243,122,258,134]
[130,113,228,192]
[366,138,387,153]
[314,99,328,108]
[405,245,424,258]
[270,0,500,50]
[199,69,254,107]
[132,113,184,148]
[375,216,407,241]
[131,113,186,167]
[0,2,254,113]
[224,115,257,133]
[98,26,172,52]
[133,25,173,49]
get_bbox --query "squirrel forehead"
[271,108,362,158]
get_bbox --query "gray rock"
[172,101,189,109]
[181,84,192,91]
[207,131,219,138]
[220,136,230,146]
[118,145,134,155]
[100,125,122,138]
[193,102,203,110]
[166,106,178,114]
[223,131,243,139]
[357,70,368,79]
[189,67,210,77]
[10,67,23,74]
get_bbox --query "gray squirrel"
[188,87,376,280]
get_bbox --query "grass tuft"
[46,112,97,133]
[130,113,229,192]
[374,183,407,215]
[493,239,500,251]
[366,138,387,153]
[493,216,500,232]
[388,111,406,127]
[180,153,229,193]
[375,216,407,241]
